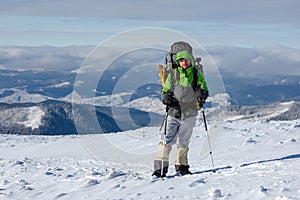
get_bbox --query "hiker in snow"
[153,42,209,178]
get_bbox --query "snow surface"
[1,118,300,199]
[0,106,45,130]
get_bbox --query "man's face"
[179,58,191,69]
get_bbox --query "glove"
[195,89,208,103]
[162,92,172,105]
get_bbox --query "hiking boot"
[152,170,166,178]
[175,165,192,176]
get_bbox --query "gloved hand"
[195,89,208,103]
[162,92,172,105]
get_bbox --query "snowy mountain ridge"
[208,100,300,122]
[0,92,299,135]
[0,89,51,104]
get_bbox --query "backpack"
[158,41,203,89]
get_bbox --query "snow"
[0,106,45,130]
[208,93,231,107]
[0,89,49,104]
[1,118,299,199]
[16,106,45,129]
[63,92,129,107]
[51,81,71,88]
[121,96,165,115]
[63,92,165,115]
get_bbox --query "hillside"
[0,98,299,135]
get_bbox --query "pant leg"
[174,117,196,166]
[153,142,172,173]
[153,116,180,173]
[164,116,181,145]
[174,146,189,166]
[177,117,196,147]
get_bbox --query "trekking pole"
[201,107,216,173]
[159,107,168,132]
[160,105,169,177]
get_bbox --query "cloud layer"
[1,45,299,78]
[206,45,300,77]
[0,46,92,71]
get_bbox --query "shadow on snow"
[194,153,300,175]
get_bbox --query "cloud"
[1,45,299,80]
[206,45,300,77]
[0,0,299,26]
[0,46,92,71]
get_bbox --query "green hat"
[176,50,194,66]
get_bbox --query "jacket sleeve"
[161,73,173,94]
[197,71,209,92]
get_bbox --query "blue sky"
[0,0,299,47]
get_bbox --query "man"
[153,47,209,178]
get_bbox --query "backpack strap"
[192,67,199,92]
[170,68,180,92]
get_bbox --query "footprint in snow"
[242,137,257,146]
[208,188,223,198]
[189,178,206,187]
[105,171,126,180]
[86,179,100,187]
[55,192,68,199]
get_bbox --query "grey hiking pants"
[153,115,196,172]
[163,115,196,147]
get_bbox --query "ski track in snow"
[0,120,300,200]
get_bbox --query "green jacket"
[162,50,209,120]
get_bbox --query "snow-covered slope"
[0,106,44,130]
[0,89,50,104]
[63,91,165,115]
[207,101,300,122]
[1,119,299,199]
[62,91,127,107]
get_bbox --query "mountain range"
[0,45,299,135]
[0,88,299,135]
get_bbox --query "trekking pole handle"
[201,108,208,131]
